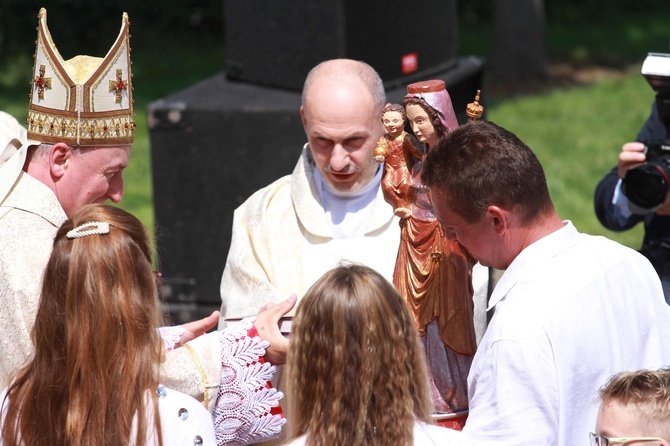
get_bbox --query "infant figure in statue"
[374,103,423,219]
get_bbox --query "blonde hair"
[285,264,433,446]
[598,368,670,439]
[1,204,165,446]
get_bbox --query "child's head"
[593,368,670,446]
[35,202,163,362]
[286,263,432,445]
[5,203,165,446]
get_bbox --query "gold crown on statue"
[27,8,135,147]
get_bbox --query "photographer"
[595,55,670,302]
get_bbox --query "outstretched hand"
[254,294,297,365]
[178,310,220,347]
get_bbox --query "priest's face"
[301,79,382,193]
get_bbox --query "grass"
[3,6,668,254]
[488,70,648,248]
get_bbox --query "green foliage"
[459,5,669,67]
[546,10,670,66]
[488,73,649,248]
[0,0,223,66]
[0,3,225,243]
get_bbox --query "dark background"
[2,0,667,88]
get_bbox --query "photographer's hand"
[617,142,647,179]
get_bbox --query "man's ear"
[486,205,508,235]
[300,105,307,129]
[49,142,71,179]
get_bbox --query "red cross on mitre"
[33,64,52,100]
[108,68,128,104]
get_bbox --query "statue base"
[433,410,468,431]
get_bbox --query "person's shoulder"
[0,205,57,269]
[235,174,294,220]
[578,231,642,259]
[241,174,292,205]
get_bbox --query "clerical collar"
[313,164,383,239]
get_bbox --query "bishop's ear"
[49,142,72,178]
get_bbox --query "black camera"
[620,53,670,215]
[621,140,670,214]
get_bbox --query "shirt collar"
[488,221,579,310]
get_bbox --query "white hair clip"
[66,222,110,239]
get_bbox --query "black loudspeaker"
[225,0,459,91]
[148,77,305,324]
[148,57,485,326]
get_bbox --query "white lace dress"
[210,318,285,445]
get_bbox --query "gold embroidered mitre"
[27,8,135,146]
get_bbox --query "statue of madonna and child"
[374,80,484,427]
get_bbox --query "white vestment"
[219,145,402,322]
[219,145,489,335]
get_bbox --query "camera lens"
[622,164,669,212]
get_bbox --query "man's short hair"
[301,59,385,112]
[421,120,554,225]
[598,368,670,439]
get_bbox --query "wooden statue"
[380,80,483,421]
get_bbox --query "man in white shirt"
[422,120,670,446]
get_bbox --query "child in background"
[592,368,670,446]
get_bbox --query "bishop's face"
[55,145,130,217]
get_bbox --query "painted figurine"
[382,80,480,417]
[374,103,423,218]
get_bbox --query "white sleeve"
[162,319,285,445]
[219,204,285,329]
[212,318,285,445]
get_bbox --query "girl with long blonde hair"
[284,264,470,446]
